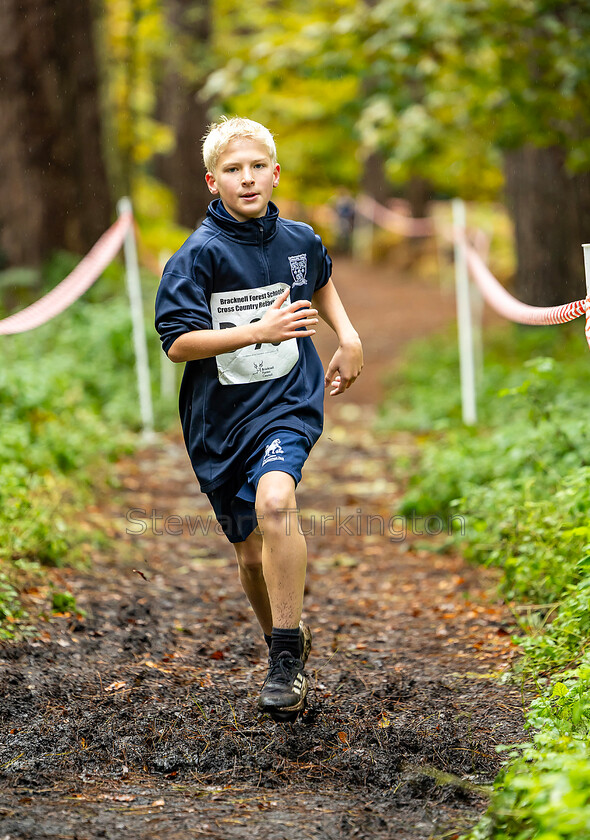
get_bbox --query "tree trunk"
[0,0,111,268]
[155,0,212,230]
[363,151,393,205]
[405,176,431,219]
[504,146,590,306]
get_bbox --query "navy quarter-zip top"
[155,200,332,492]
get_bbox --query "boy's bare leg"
[255,470,309,721]
[255,471,306,629]
[233,530,273,637]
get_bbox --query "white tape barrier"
[0,212,132,335]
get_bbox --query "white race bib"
[210,283,299,385]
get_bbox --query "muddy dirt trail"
[0,259,525,839]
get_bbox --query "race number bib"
[210,283,299,385]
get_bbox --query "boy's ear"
[205,172,219,195]
[273,163,280,188]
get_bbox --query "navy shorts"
[206,430,312,544]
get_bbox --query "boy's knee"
[235,543,262,572]
[234,530,263,571]
[256,480,296,526]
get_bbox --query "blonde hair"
[202,117,277,174]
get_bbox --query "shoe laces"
[263,652,302,686]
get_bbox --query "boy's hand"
[325,335,364,396]
[254,286,318,344]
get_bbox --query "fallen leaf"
[144,660,172,673]
[105,681,127,692]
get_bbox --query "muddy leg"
[255,471,306,629]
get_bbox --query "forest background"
[2,1,590,839]
[1,0,590,303]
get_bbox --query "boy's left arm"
[312,279,363,396]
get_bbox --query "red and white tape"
[465,242,589,328]
[361,194,590,348]
[0,211,132,336]
[356,194,436,238]
[465,238,590,351]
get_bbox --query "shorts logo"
[288,254,308,286]
[262,438,285,466]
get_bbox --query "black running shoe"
[257,651,308,722]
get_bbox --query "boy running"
[155,117,363,722]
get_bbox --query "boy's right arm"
[167,287,318,363]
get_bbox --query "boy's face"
[205,138,280,223]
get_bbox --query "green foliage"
[528,662,590,739]
[132,174,193,259]
[467,661,590,839]
[205,0,362,204]
[379,316,590,839]
[351,0,590,181]
[0,571,27,638]
[468,734,590,840]
[0,257,171,632]
[518,572,590,675]
[206,0,590,201]
[382,320,590,609]
[51,590,83,615]
[99,0,175,192]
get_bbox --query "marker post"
[117,197,155,439]
[452,198,477,425]
[583,244,590,350]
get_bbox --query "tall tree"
[0,0,111,267]
[101,0,175,201]
[487,2,590,305]
[338,0,590,304]
[505,147,590,306]
[155,0,212,228]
